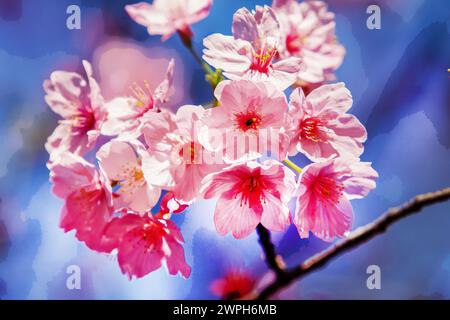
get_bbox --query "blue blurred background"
[0,0,449,299]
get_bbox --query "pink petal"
[101,97,140,136]
[253,5,280,43]
[102,214,145,252]
[203,34,252,73]
[45,124,72,159]
[116,183,161,213]
[232,7,259,43]
[97,140,139,181]
[82,60,104,116]
[43,71,88,118]
[60,188,112,251]
[306,82,353,115]
[118,230,164,279]
[341,160,378,200]
[259,193,290,232]
[165,236,191,278]
[294,191,353,241]
[272,0,294,9]
[327,114,367,158]
[125,2,174,37]
[170,165,204,202]
[270,57,303,90]
[153,59,174,103]
[328,113,367,143]
[184,0,212,25]
[142,110,177,157]
[288,87,306,111]
[49,152,96,199]
[141,151,175,187]
[214,196,261,239]
[201,169,241,200]
[165,219,185,243]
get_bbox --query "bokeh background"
[0,0,449,299]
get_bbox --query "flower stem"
[177,31,214,77]
[284,158,303,174]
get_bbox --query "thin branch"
[256,187,450,300]
[256,224,285,277]
[177,31,213,76]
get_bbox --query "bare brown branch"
[256,224,285,277]
[255,187,450,300]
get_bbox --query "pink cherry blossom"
[49,152,113,251]
[287,83,367,162]
[102,213,191,279]
[44,61,107,159]
[141,105,224,202]
[96,140,161,213]
[201,160,296,239]
[294,157,378,241]
[203,5,302,90]
[101,59,174,138]
[125,0,212,41]
[202,79,290,162]
[272,0,345,86]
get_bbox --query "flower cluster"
[45,0,377,280]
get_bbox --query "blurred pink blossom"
[211,269,256,300]
[125,0,213,41]
[92,40,185,109]
[101,59,174,138]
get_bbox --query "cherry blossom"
[202,79,290,162]
[43,1,380,284]
[125,0,213,41]
[272,0,345,87]
[49,152,113,251]
[101,59,174,138]
[287,83,366,162]
[96,140,161,213]
[211,270,256,300]
[203,5,302,90]
[201,160,296,239]
[294,157,378,241]
[141,105,224,202]
[102,213,191,279]
[44,61,106,159]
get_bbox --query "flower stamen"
[130,81,154,110]
[250,45,277,74]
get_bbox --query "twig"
[255,187,450,300]
[256,224,285,277]
[177,31,214,76]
